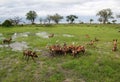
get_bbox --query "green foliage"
[46,15,52,24]
[112,20,117,24]
[66,15,78,24]
[50,13,63,24]
[26,10,37,24]
[10,16,22,25]
[90,19,94,24]
[2,20,13,27]
[49,72,64,82]
[97,8,113,24]
[0,24,120,82]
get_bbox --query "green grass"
[0,24,120,82]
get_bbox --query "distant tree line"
[1,8,120,27]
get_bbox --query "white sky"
[0,0,120,22]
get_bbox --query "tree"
[96,8,113,24]
[39,18,43,24]
[90,19,94,24]
[51,13,63,24]
[112,19,117,24]
[2,20,12,27]
[46,15,52,24]
[66,15,78,24]
[26,10,37,24]
[9,16,22,25]
[98,18,103,24]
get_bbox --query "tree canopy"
[96,8,113,24]
[50,13,63,24]
[9,16,22,25]
[26,10,37,24]
[90,19,94,24]
[2,20,13,27]
[66,15,78,24]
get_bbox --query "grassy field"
[0,24,120,82]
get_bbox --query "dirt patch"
[36,32,49,38]
[63,34,74,37]
[12,32,30,40]
[63,78,72,82]
[0,44,9,48]
[10,41,28,51]
[0,33,5,41]
[0,33,3,36]
[0,37,5,40]
[0,45,3,48]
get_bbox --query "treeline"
[1,8,120,27]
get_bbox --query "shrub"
[2,20,13,27]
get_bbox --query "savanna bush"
[2,20,13,27]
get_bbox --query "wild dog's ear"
[113,39,115,41]
[116,39,117,42]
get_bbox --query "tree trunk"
[103,19,106,24]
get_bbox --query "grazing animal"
[23,50,38,62]
[3,37,12,44]
[112,39,117,51]
[48,33,54,38]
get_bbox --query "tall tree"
[96,8,113,24]
[89,19,94,24]
[66,15,78,24]
[9,16,22,25]
[26,10,37,24]
[51,13,63,24]
[46,15,52,24]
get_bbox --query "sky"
[0,0,120,23]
